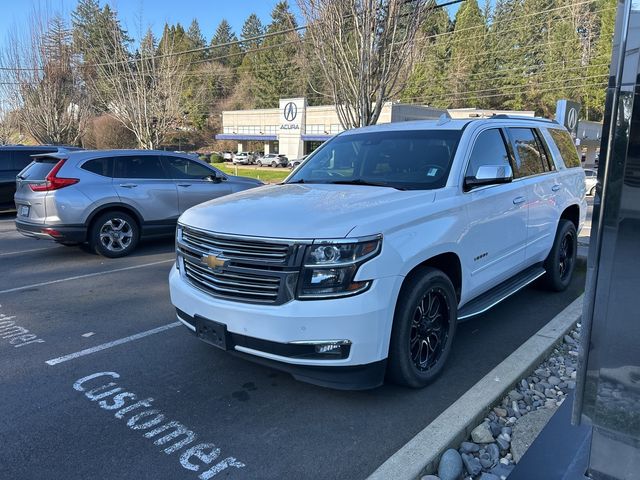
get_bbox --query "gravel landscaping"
[426,322,582,480]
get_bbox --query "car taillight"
[30,160,79,192]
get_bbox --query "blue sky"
[1,1,300,45]
[1,1,461,46]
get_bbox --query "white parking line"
[45,322,181,365]
[0,246,59,256]
[0,258,174,295]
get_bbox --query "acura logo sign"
[567,108,578,131]
[283,102,297,122]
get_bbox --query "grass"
[215,163,291,184]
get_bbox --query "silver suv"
[14,149,262,257]
[256,153,288,167]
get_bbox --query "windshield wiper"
[287,179,305,184]
[329,179,407,190]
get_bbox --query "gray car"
[14,149,263,257]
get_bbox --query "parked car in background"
[170,117,586,390]
[1,145,82,210]
[222,151,233,161]
[232,153,251,165]
[256,153,288,168]
[584,168,598,196]
[15,150,263,257]
[289,155,308,170]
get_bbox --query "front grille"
[183,257,282,303]
[181,226,292,265]
[177,226,305,305]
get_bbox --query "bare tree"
[89,26,187,149]
[0,102,16,145]
[298,0,429,128]
[0,12,90,145]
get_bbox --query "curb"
[367,294,584,480]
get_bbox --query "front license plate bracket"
[195,317,228,350]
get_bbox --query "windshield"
[287,129,462,190]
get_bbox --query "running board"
[458,264,546,320]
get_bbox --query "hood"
[179,183,434,239]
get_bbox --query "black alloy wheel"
[542,219,577,292]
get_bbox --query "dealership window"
[263,125,277,134]
[223,126,233,134]
[330,124,343,134]
[306,124,325,134]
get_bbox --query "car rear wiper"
[329,179,407,190]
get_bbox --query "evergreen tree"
[186,19,206,60]
[401,1,452,107]
[251,1,304,108]
[446,0,487,107]
[241,13,264,51]
[585,0,616,120]
[210,20,242,67]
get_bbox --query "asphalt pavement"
[0,213,585,480]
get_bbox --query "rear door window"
[114,156,167,179]
[12,150,55,171]
[82,157,114,177]
[506,128,547,178]
[548,128,581,168]
[18,157,59,180]
[162,157,213,179]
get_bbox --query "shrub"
[210,153,224,163]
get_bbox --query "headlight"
[298,236,381,299]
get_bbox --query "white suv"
[169,117,586,390]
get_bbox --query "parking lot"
[0,213,585,480]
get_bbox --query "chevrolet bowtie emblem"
[202,253,229,270]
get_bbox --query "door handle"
[513,196,526,205]
[551,184,561,192]
[177,183,192,187]
[119,183,138,188]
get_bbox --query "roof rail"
[489,114,557,124]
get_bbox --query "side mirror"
[205,172,224,183]
[465,164,513,190]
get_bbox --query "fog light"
[315,343,343,355]
[41,228,62,238]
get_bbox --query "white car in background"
[584,168,598,196]
[232,153,251,165]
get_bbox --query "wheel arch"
[560,204,580,229]
[85,203,143,231]
[401,252,463,303]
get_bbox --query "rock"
[496,436,510,451]
[564,334,577,345]
[479,473,500,480]
[548,376,561,386]
[460,441,480,454]
[520,379,528,390]
[493,407,507,417]
[489,422,502,437]
[490,463,515,479]
[508,389,524,401]
[479,452,493,469]
[421,476,441,480]
[486,443,500,465]
[511,407,557,463]
[512,401,520,415]
[501,426,512,435]
[438,449,463,480]
[462,453,482,476]
[535,368,550,378]
[545,389,556,399]
[499,457,510,465]
[471,422,495,443]
[498,432,511,443]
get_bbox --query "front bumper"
[169,267,403,389]
[15,219,87,243]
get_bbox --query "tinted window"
[288,129,462,190]
[82,157,114,177]
[533,130,554,171]
[163,157,213,179]
[507,128,546,178]
[466,129,511,178]
[548,128,581,168]
[114,156,166,179]
[18,158,59,180]
[13,151,54,170]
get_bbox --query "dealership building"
[215,97,535,161]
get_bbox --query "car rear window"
[82,157,114,177]
[548,128,581,168]
[18,157,59,180]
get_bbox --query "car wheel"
[542,219,577,292]
[257,161,263,167]
[90,212,139,258]
[387,267,457,388]
[589,186,596,196]
[271,161,277,168]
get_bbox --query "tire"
[589,186,596,196]
[387,267,458,388]
[271,161,277,168]
[542,219,577,292]
[90,211,139,258]
[257,161,263,167]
